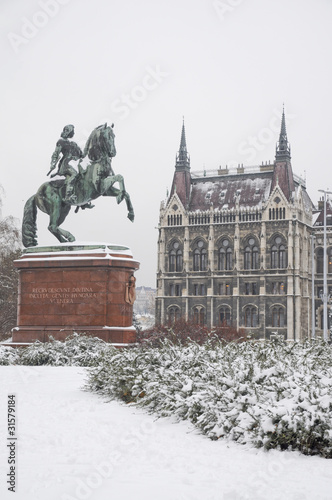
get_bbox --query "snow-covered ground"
[0,366,331,500]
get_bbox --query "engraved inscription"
[28,286,99,303]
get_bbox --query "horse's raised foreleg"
[112,177,134,219]
[48,204,76,243]
[107,174,126,204]
[123,191,134,221]
[102,183,135,222]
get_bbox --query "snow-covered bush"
[19,334,111,366]
[85,338,332,457]
[0,345,20,365]
[18,339,70,366]
[136,319,246,346]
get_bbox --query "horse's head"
[102,123,116,158]
[84,123,116,162]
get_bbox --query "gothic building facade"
[155,111,331,340]
[312,201,332,335]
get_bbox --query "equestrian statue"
[22,123,134,247]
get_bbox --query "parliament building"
[155,111,332,340]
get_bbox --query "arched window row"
[168,238,289,272]
[167,214,182,226]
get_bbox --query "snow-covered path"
[0,366,331,500]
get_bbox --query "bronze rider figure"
[48,124,83,204]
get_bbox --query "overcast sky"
[1,0,332,287]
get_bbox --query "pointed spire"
[170,119,191,207]
[179,118,187,155]
[175,118,190,170]
[272,106,294,201]
[279,105,288,145]
[276,105,291,160]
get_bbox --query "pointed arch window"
[244,247,251,269]
[218,239,233,270]
[244,238,259,270]
[169,241,183,272]
[168,306,181,324]
[176,249,183,272]
[271,245,278,268]
[244,306,258,327]
[270,236,287,269]
[219,307,231,326]
[193,240,207,271]
[193,306,205,325]
[272,307,285,327]
[252,246,259,269]
[279,245,286,268]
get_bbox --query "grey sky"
[1,0,332,287]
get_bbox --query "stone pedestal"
[12,243,140,345]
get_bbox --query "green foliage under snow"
[85,338,332,458]
[0,344,20,365]
[0,334,109,366]
[1,334,332,457]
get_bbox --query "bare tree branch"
[0,187,22,339]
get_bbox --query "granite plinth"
[12,243,140,344]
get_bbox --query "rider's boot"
[64,184,77,204]
[74,202,95,213]
[81,202,95,210]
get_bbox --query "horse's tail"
[22,195,38,247]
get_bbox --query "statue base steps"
[12,243,140,346]
[11,326,136,345]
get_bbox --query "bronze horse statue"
[22,124,134,247]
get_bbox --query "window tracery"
[193,239,207,271]
[244,237,259,270]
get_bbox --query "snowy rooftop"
[188,166,307,211]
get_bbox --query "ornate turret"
[169,120,191,207]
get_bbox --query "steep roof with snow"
[187,165,312,212]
